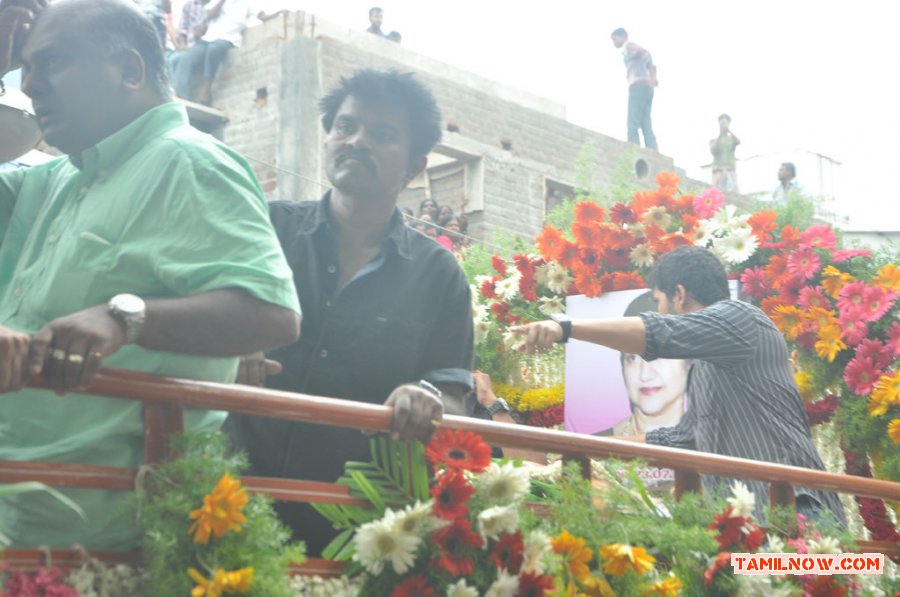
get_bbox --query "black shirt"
[225,192,474,553]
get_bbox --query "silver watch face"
[111,293,145,315]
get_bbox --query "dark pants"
[170,39,234,101]
[627,84,657,150]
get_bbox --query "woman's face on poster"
[621,354,689,417]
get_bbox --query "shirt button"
[319,349,328,358]
[327,265,337,274]
[47,234,58,244]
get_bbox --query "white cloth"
[203,0,256,47]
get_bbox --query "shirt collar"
[72,102,188,182]
[309,190,414,260]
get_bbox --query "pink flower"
[843,356,882,396]
[839,308,869,347]
[861,286,897,322]
[693,187,725,218]
[831,248,872,262]
[787,246,821,280]
[797,286,829,310]
[740,267,769,298]
[836,280,867,315]
[887,321,900,356]
[854,339,893,370]
[799,224,837,250]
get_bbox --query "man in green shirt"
[0,0,301,549]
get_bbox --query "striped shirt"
[643,300,846,526]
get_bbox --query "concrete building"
[199,10,719,242]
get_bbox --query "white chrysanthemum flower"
[538,295,565,315]
[494,271,522,302]
[474,319,491,345]
[544,261,573,294]
[808,536,842,554]
[727,481,757,519]
[629,243,655,268]
[710,204,749,235]
[714,226,758,264]
[476,462,530,504]
[643,205,672,229]
[692,218,714,246]
[446,578,480,597]
[391,500,437,536]
[477,504,519,541]
[502,329,526,352]
[485,568,520,597]
[765,535,786,553]
[354,510,421,575]
[475,274,494,287]
[522,530,552,574]
[534,263,550,286]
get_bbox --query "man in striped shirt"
[516,246,845,526]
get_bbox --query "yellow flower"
[519,385,565,411]
[492,382,524,409]
[869,372,900,416]
[645,575,682,596]
[600,543,655,577]
[873,263,900,292]
[805,306,838,328]
[188,567,253,596]
[188,473,249,544]
[771,305,805,340]
[795,370,814,399]
[814,324,846,363]
[578,575,617,597]
[821,266,854,299]
[552,530,594,582]
[888,419,900,445]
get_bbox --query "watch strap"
[487,396,511,416]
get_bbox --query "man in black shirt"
[225,69,474,554]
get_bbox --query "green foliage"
[0,482,85,546]
[134,432,304,597]
[313,437,429,565]
[751,190,817,230]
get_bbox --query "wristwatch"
[486,396,512,417]
[108,293,146,344]
[550,313,572,344]
[418,379,442,399]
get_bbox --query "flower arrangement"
[135,432,305,597]
[490,382,565,428]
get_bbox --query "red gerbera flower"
[743,525,765,551]
[426,429,491,472]
[609,202,637,225]
[855,339,893,369]
[481,278,498,299]
[708,506,746,550]
[739,267,768,299]
[861,285,897,322]
[887,321,900,356]
[490,531,524,573]
[704,551,732,587]
[432,518,482,576]
[491,256,507,276]
[572,221,602,248]
[391,575,437,597]
[787,246,821,280]
[430,470,475,520]
[838,308,869,347]
[799,224,837,250]
[831,248,872,262]
[843,356,882,396]
[574,201,605,224]
[836,280,867,315]
[518,571,555,597]
[612,271,645,291]
[797,286,829,310]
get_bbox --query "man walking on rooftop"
[611,27,658,151]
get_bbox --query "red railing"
[2,368,898,573]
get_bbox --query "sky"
[293,0,900,230]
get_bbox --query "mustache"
[336,149,377,173]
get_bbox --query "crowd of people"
[0,0,842,558]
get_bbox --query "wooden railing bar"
[241,476,369,505]
[32,369,899,503]
[0,460,136,491]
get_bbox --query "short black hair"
[718,113,731,122]
[369,6,383,17]
[781,162,796,177]
[319,69,443,167]
[65,0,170,99]
[611,27,628,37]
[647,246,729,306]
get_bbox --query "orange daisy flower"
[188,473,249,544]
[655,171,680,195]
[536,226,566,262]
[574,201,605,224]
[888,419,900,445]
[425,428,492,472]
[747,210,778,243]
[599,543,655,576]
[771,305,806,340]
[872,263,900,292]
[552,530,593,582]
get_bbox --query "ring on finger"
[90,351,103,359]
[50,348,67,360]
[67,353,85,364]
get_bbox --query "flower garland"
[490,382,565,428]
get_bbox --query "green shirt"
[0,102,300,549]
